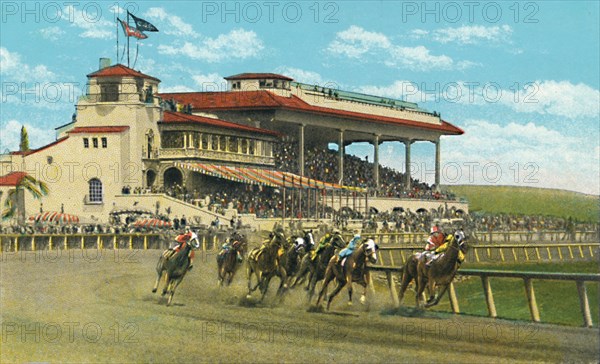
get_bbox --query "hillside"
[443,185,599,222]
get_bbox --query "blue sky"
[1,1,598,194]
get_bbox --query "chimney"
[99,58,111,70]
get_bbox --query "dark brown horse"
[412,230,467,308]
[246,232,287,302]
[152,233,200,306]
[217,233,247,286]
[315,239,378,310]
[281,234,309,286]
[293,233,346,303]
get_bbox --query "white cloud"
[157,29,264,62]
[160,85,195,93]
[39,26,66,41]
[0,120,55,153]
[326,26,474,71]
[441,120,599,195]
[500,80,600,119]
[62,5,113,39]
[357,80,426,103]
[144,7,198,38]
[192,73,226,91]
[274,67,327,85]
[0,47,56,82]
[432,25,513,44]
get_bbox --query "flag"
[119,18,147,39]
[128,11,159,32]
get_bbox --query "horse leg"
[428,284,449,307]
[398,270,411,307]
[167,277,183,306]
[426,278,437,305]
[315,270,333,307]
[360,271,371,305]
[327,278,346,311]
[416,273,427,308]
[152,270,163,293]
[276,267,288,297]
[260,274,272,302]
[162,272,170,296]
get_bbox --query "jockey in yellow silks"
[431,230,466,264]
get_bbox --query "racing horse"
[246,231,288,302]
[315,239,378,311]
[152,232,200,306]
[217,232,247,286]
[281,234,309,286]
[411,230,468,308]
[293,233,346,303]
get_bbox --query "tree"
[2,174,49,223]
[19,126,29,152]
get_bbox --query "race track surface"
[1,249,598,363]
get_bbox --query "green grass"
[444,185,599,222]
[431,261,600,327]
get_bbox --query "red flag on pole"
[119,18,147,39]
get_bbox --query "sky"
[1,1,598,195]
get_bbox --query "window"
[88,178,103,203]
[92,138,98,148]
[83,138,89,148]
[101,137,107,148]
[100,83,119,102]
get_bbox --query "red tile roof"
[68,126,130,134]
[87,64,160,82]
[158,91,464,135]
[0,172,28,187]
[224,73,293,81]
[10,137,69,156]
[160,111,281,136]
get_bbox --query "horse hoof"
[246,294,252,299]
[152,288,157,293]
[347,301,353,306]
[360,295,367,305]
[161,290,167,296]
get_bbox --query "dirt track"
[1,249,598,363]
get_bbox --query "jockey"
[218,236,243,263]
[167,226,197,270]
[425,225,445,251]
[338,232,361,259]
[311,232,331,260]
[427,230,466,266]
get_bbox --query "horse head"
[453,229,468,253]
[363,238,379,264]
[330,232,346,249]
[303,230,315,248]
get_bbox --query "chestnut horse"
[246,232,287,302]
[217,233,247,286]
[399,230,467,308]
[315,239,378,311]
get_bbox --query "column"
[183,132,187,149]
[435,138,441,191]
[338,129,344,184]
[405,139,412,190]
[373,134,380,192]
[299,124,305,175]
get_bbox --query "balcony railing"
[159,148,274,165]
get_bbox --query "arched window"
[89,178,103,203]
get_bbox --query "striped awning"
[134,218,173,228]
[29,212,80,224]
[175,162,365,192]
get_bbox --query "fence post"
[524,278,540,322]
[49,236,53,250]
[97,235,101,250]
[481,276,497,318]
[64,236,67,250]
[576,281,593,328]
[448,282,460,314]
[113,235,117,250]
[31,236,35,251]
[129,235,133,250]
[144,235,148,250]
[80,236,84,250]
[386,271,400,308]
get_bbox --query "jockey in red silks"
[425,225,445,251]
[168,226,198,270]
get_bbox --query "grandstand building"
[0,60,467,226]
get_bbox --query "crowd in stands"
[274,137,455,200]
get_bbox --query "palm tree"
[2,173,49,224]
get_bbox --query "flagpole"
[126,13,130,67]
[116,17,119,64]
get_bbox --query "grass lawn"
[444,185,599,222]
[430,261,600,327]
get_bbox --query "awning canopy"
[175,162,365,192]
[29,212,80,224]
[134,218,173,228]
